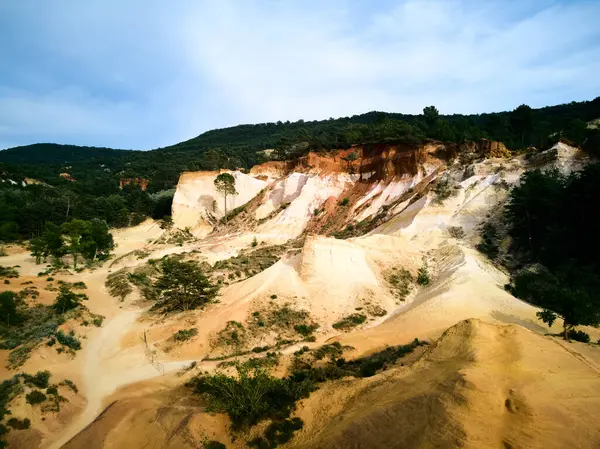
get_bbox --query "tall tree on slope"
[214,173,238,223]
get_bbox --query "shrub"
[568,329,590,343]
[6,418,30,430]
[339,198,350,206]
[172,328,198,342]
[21,370,51,388]
[248,417,304,448]
[476,222,499,258]
[55,330,81,350]
[433,176,456,203]
[386,267,414,300]
[417,261,430,286]
[448,226,465,239]
[204,441,226,449]
[25,390,47,405]
[46,386,58,395]
[252,237,258,247]
[3,280,8,285]
[60,379,78,393]
[294,324,318,337]
[92,317,104,327]
[270,294,277,300]
[189,364,314,429]
[332,314,366,330]
[105,269,133,301]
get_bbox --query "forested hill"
[1,98,599,243]
[2,97,600,188]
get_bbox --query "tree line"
[503,163,600,340]
[28,219,114,268]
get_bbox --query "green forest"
[1,98,599,243]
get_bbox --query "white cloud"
[0,0,599,149]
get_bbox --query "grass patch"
[332,313,366,330]
[386,267,414,300]
[55,330,81,350]
[171,328,198,342]
[0,266,18,279]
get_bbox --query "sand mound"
[291,319,600,449]
[58,320,600,449]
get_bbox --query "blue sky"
[1,0,599,150]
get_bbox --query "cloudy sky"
[1,0,599,150]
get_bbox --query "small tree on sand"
[214,173,238,223]
[153,258,219,312]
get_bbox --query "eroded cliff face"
[171,171,267,235]
[171,140,508,238]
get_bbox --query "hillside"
[2,133,600,448]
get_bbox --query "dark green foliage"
[293,324,318,337]
[21,370,51,388]
[0,376,23,420]
[46,386,58,395]
[1,98,599,243]
[53,286,87,314]
[215,173,238,222]
[204,441,226,449]
[248,418,304,449]
[25,390,47,405]
[292,339,427,382]
[0,291,19,326]
[190,364,314,429]
[60,379,78,393]
[312,342,346,361]
[171,328,198,342]
[0,266,18,278]
[433,176,456,203]
[567,329,590,343]
[416,261,430,286]
[105,269,133,301]
[332,313,366,330]
[505,164,600,340]
[6,418,30,430]
[153,258,219,313]
[476,222,499,258]
[55,330,81,350]
[339,198,350,206]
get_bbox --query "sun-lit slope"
[172,170,268,235]
[291,319,600,449]
[58,320,600,449]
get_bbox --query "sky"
[0,0,599,150]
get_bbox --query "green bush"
[204,441,226,449]
[105,269,133,301]
[6,417,30,430]
[25,390,47,405]
[189,364,314,429]
[21,370,51,388]
[386,267,414,300]
[448,226,465,239]
[476,222,499,258]
[417,261,430,286]
[55,330,81,350]
[60,379,78,393]
[248,417,304,448]
[294,324,318,337]
[332,314,366,330]
[339,198,350,206]
[172,328,198,342]
[252,237,258,247]
[568,329,590,343]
